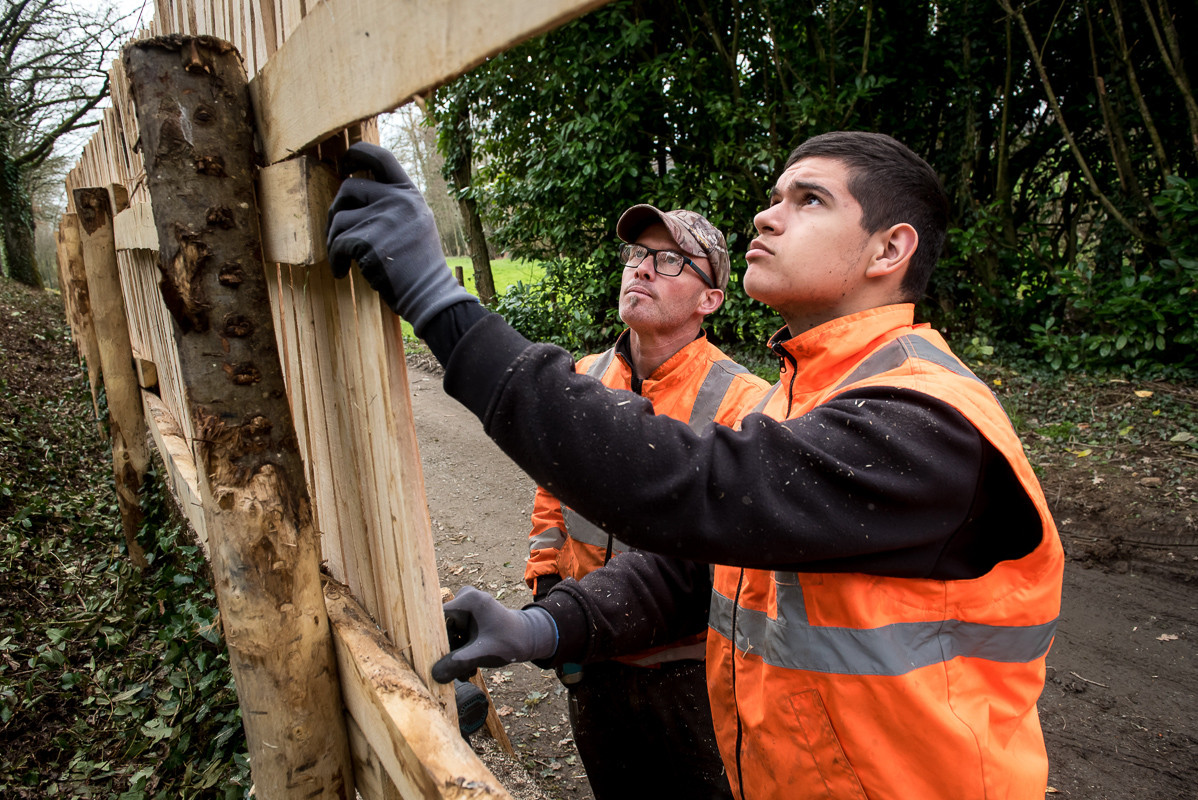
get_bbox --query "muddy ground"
[407,358,1197,800]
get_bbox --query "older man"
[523,205,766,799]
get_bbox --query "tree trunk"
[124,35,352,799]
[448,105,496,304]
[1,158,42,288]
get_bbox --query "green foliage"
[493,256,623,354]
[0,278,248,798]
[429,0,1198,376]
[1024,177,1198,377]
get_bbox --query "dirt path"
[407,361,1197,800]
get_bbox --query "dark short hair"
[785,132,948,301]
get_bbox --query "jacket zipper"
[732,567,746,799]
[605,371,648,565]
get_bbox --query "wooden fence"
[56,0,607,797]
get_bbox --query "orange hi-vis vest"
[707,305,1064,800]
[526,330,769,665]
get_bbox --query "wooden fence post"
[55,212,104,428]
[72,186,149,568]
[123,35,352,798]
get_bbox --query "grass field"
[446,256,544,295]
[398,257,545,340]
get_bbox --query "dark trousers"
[564,659,734,800]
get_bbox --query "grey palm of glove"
[431,586,559,684]
[326,142,477,337]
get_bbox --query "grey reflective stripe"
[585,348,617,379]
[709,582,1056,676]
[746,382,781,416]
[562,505,631,555]
[528,526,566,553]
[835,335,987,392]
[687,360,752,432]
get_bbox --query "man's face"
[618,222,718,335]
[744,156,878,331]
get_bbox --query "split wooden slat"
[73,185,150,568]
[143,390,208,548]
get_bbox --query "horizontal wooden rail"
[248,0,608,163]
[325,581,513,799]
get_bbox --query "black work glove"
[431,586,559,684]
[326,142,477,337]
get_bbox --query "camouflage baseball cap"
[616,205,731,291]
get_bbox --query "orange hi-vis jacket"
[707,306,1065,800]
[525,330,769,665]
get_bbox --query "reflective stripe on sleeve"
[585,348,616,379]
[529,526,566,553]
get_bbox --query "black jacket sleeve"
[443,312,1041,581]
[532,551,712,665]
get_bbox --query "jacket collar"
[767,304,919,394]
[615,328,710,393]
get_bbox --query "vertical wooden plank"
[374,303,453,700]
[281,264,350,581]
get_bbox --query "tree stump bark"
[73,186,149,568]
[55,212,104,427]
[123,35,352,799]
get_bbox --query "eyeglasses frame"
[619,243,716,289]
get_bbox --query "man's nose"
[754,207,777,234]
[633,257,656,280]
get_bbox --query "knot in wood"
[195,155,226,176]
[206,205,236,229]
[242,415,273,440]
[223,362,262,385]
[222,315,254,338]
[218,264,245,287]
[182,39,213,74]
[192,104,217,125]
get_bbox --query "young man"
[326,132,1064,800]
[524,206,767,799]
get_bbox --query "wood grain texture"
[248,0,609,163]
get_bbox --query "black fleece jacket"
[424,302,1042,664]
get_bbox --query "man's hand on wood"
[326,142,475,335]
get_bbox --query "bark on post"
[72,186,149,568]
[123,35,352,799]
[55,212,104,427]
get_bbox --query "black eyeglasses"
[619,243,715,289]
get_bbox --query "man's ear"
[865,223,918,279]
[697,288,725,316]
